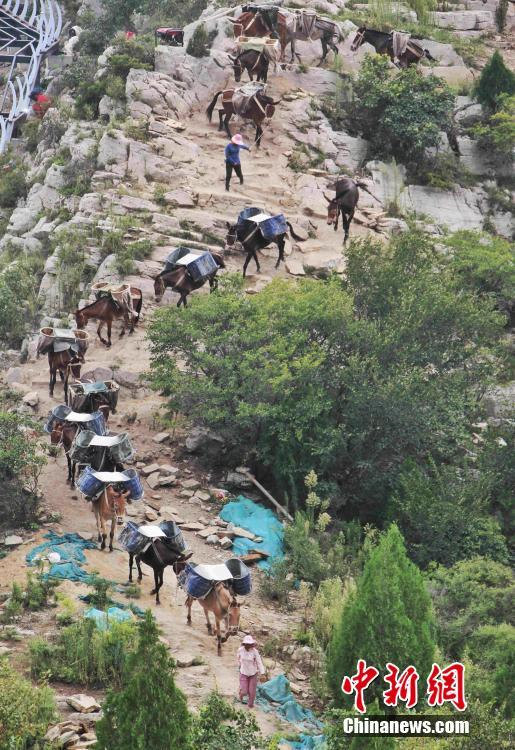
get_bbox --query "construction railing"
[0,0,62,152]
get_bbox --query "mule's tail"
[286,221,306,243]
[424,49,436,62]
[207,91,223,122]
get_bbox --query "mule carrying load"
[67,379,119,414]
[179,558,252,600]
[119,519,186,557]
[237,206,288,242]
[155,27,184,46]
[76,466,144,501]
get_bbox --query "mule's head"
[351,27,366,51]
[228,598,241,636]
[324,193,339,227]
[225,222,238,247]
[50,421,65,446]
[106,485,128,524]
[228,54,243,82]
[154,274,165,303]
[70,352,84,379]
[75,309,87,329]
[172,550,194,576]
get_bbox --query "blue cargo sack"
[119,522,148,554]
[122,468,144,501]
[237,206,264,226]
[164,246,191,272]
[76,465,104,498]
[44,404,71,433]
[226,558,252,595]
[179,563,214,599]
[259,214,287,241]
[187,252,218,282]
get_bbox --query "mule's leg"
[97,321,109,347]
[204,607,213,635]
[136,557,143,582]
[218,108,224,131]
[186,597,193,625]
[108,517,115,552]
[344,209,355,244]
[276,238,285,269]
[49,368,55,397]
[152,567,161,605]
[66,454,72,484]
[129,554,134,582]
[253,249,261,273]
[242,252,252,277]
[224,113,232,139]
[320,37,328,64]
[99,512,107,550]
[215,617,222,655]
[255,123,263,148]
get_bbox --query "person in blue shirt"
[225,134,251,191]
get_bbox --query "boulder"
[433,10,493,30]
[419,39,464,66]
[114,370,140,389]
[6,367,24,385]
[22,391,39,408]
[400,185,485,231]
[66,694,101,713]
[99,95,126,121]
[454,97,483,127]
[81,366,114,382]
[285,259,306,276]
[174,652,197,668]
[145,508,159,521]
[421,65,475,87]
[185,427,225,457]
[97,131,129,170]
[3,535,23,546]
[482,383,515,419]
[181,478,200,490]
[164,189,196,208]
[153,432,170,444]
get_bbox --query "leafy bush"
[428,556,514,659]
[96,611,191,749]
[341,56,455,174]
[466,624,514,717]
[186,23,216,58]
[471,94,515,162]
[0,659,56,750]
[30,617,137,687]
[75,80,106,120]
[475,51,515,112]
[260,559,295,607]
[0,156,27,208]
[0,252,44,345]
[389,460,508,568]
[310,577,353,648]
[191,691,264,750]
[495,0,509,32]
[54,228,95,310]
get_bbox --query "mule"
[232,9,280,39]
[48,349,84,401]
[206,88,280,147]
[351,27,435,67]
[324,176,360,244]
[280,14,343,64]
[225,219,305,276]
[186,583,241,655]
[50,406,115,484]
[129,546,193,605]
[229,49,269,83]
[154,252,225,307]
[93,485,129,551]
[74,287,143,347]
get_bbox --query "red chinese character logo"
[383,663,420,709]
[341,659,379,714]
[426,663,467,711]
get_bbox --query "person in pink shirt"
[237,634,266,709]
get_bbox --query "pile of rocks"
[44,694,101,748]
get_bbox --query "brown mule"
[154,252,225,307]
[206,88,280,147]
[50,421,79,484]
[48,349,84,402]
[324,176,360,245]
[92,485,128,552]
[186,582,241,655]
[74,287,143,347]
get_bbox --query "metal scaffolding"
[0,0,62,152]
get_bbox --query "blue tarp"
[283,736,326,750]
[219,496,284,570]
[256,674,323,732]
[84,606,134,630]
[79,594,145,618]
[26,532,97,581]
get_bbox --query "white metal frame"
[0,1,62,152]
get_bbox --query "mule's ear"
[323,193,332,203]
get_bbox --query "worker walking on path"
[237,634,266,709]
[225,133,251,191]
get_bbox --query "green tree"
[95,610,191,749]
[442,700,512,750]
[428,556,514,659]
[475,51,515,111]
[327,525,435,707]
[472,94,515,162]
